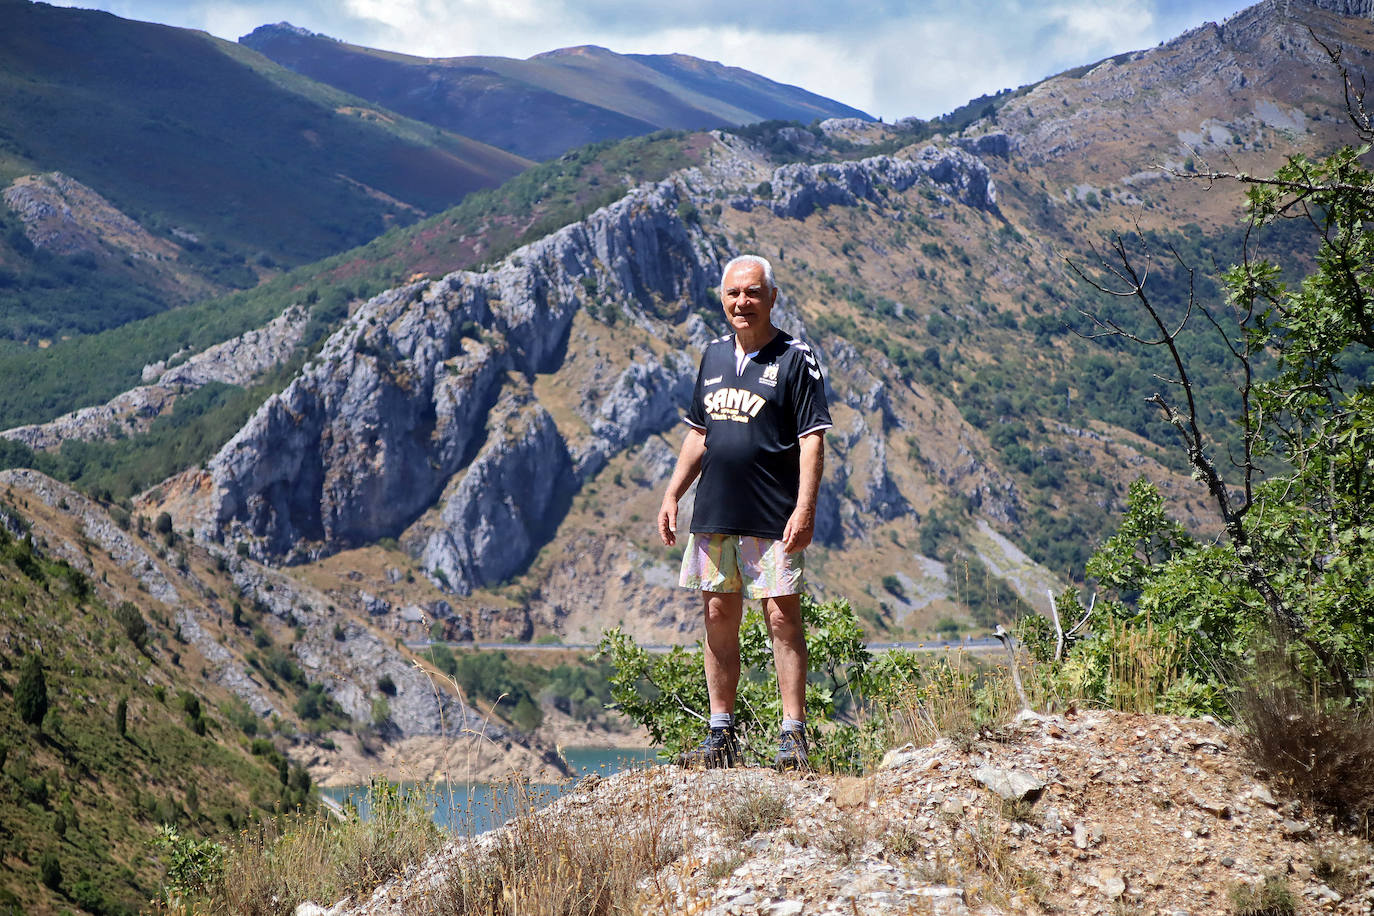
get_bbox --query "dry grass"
[889,653,1023,750]
[1227,875,1297,916]
[429,777,680,915]
[1238,681,1374,830]
[703,854,744,883]
[880,823,922,860]
[709,785,788,841]
[1309,840,1372,898]
[189,782,441,916]
[1097,618,1191,714]
[817,817,868,866]
[953,815,1046,909]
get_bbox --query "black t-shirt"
[685,330,832,540]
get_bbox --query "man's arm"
[657,427,707,546]
[781,431,824,552]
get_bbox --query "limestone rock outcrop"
[200,177,721,574]
[3,171,179,260]
[1,305,309,451]
[765,145,998,220]
[416,392,574,596]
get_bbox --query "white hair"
[720,255,776,293]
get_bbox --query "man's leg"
[763,594,807,722]
[703,591,744,715]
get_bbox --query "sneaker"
[677,726,739,769]
[775,727,809,771]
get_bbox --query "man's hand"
[783,431,823,553]
[781,505,814,553]
[658,496,679,546]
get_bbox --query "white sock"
[781,718,805,734]
[709,713,734,730]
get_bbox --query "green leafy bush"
[113,602,148,650]
[599,595,872,768]
[15,654,48,727]
[1055,136,1374,726]
[151,824,225,903]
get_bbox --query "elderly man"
[656,254,831,770]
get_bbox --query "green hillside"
[0,500,310,915]
[0,128,706,431]
[0,1,530,343]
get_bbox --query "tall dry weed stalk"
[892,652,1022,748]
[431,773,680,915]
[1239,680,1374,831]
[1100,617,1186,713]
[207,783,441,916]
[953,814,1046,909]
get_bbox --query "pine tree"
[115,697,128,737]
[16,654,48,727]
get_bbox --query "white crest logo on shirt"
[760,362,779,386]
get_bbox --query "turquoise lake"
[318,746,660,834]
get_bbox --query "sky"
[44,0,1252,121]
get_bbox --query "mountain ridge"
[0,1,533,345]
[238,24,871,162]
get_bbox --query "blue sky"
[44,0,1249,120]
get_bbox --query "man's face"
[720,263,777,336]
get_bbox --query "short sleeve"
[790,341,832,437]
[685,355,707,430]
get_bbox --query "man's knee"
[765,595,804,638]
[704,593,743,630]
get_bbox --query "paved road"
[404,637,1003,654]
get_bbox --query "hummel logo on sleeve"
[787,339,824,380]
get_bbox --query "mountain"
[0,0,530,343]
[5,0,1371,650]
[141,0,1365,644]
[238,25,873,161]
[0,467,571,913]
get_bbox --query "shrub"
[15,654,48,727]
[39,851,61,890]
[1239,680,1374,828]
[152,824,225,904]
[600,595,870,766]
[114,601,148,649]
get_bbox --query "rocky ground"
[301,709,1373,915]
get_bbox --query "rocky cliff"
[183,140,1001,608]
[1,304,309,451]
[196,175,716,565]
